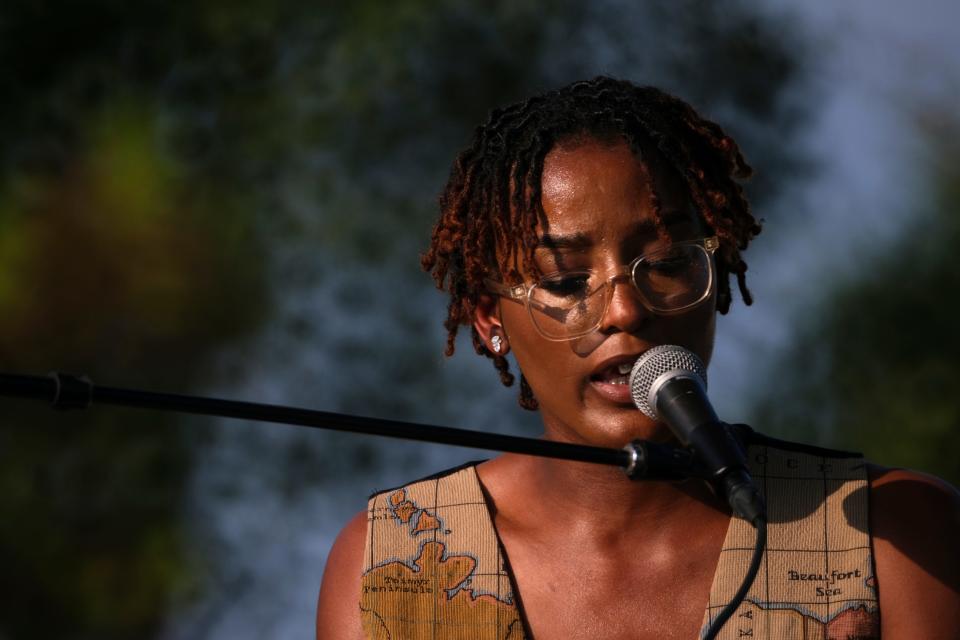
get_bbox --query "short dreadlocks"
[421,76,761,410]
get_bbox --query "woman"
[317,77,960,639]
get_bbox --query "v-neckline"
[468,462,738,639]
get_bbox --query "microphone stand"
[0,371,707,481]
[2,371,760,638]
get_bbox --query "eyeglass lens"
[527,243,712,339]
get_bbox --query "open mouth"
[590,361,634,386]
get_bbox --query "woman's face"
[493,137,717,447]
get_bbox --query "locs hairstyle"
[422,76,762,410]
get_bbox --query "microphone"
[629,345,766,526]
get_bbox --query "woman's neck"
[480,450,730,546]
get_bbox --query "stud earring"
[491,334,503,354]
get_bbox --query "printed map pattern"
[360,465,525,639]
[701,444,879,639]
[360,442,879,639]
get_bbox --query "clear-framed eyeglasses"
[484,236,720,341]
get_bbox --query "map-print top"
[358,433,880,639]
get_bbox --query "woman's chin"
[565,407,674,450]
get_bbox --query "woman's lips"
[589,378,634,404]
[588,361,635,404]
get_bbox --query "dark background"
[1,1,957,638]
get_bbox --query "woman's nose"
[597,276,650,334]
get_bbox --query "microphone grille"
[629,345,708,419]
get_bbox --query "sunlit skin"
[469,138,732,638]
[481,137,715,450]
[315,137,960,639]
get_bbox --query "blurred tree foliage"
[750,116,960,486]
[0,1,810,638]
[0,3,273,639]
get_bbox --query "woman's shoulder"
[867,462,960,507]
[316,509,366,640]
[866,464,960,637]
[741,427,960,636]
[866,463,960,571]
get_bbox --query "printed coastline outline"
[700,560,879,638]
[742,598,879,622]
[368,487,516,605]
[388,488,445,535]
[708,599,879,639]
[737,563,877,625]
[361,486,524,638]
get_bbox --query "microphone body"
[630,346,766,525]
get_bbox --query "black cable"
[703,516,767,640]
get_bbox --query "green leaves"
[0,1,815,637]
[751,125,960,484]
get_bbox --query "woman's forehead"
[537,138,701,239]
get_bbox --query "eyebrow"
[535,210,696,251]
[536,231,591,250]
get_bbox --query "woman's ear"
[473,294,508,355]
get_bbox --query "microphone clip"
[621,438,710,481]
[48,372,93,410]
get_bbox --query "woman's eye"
[641,246,696,276]
[645,256,692,275]
[538,274,590,297]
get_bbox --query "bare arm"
[869,465,960,639]
[316,510,367,640]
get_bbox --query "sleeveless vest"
[359,433,880,639]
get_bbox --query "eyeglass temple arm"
[483,278,570,323]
